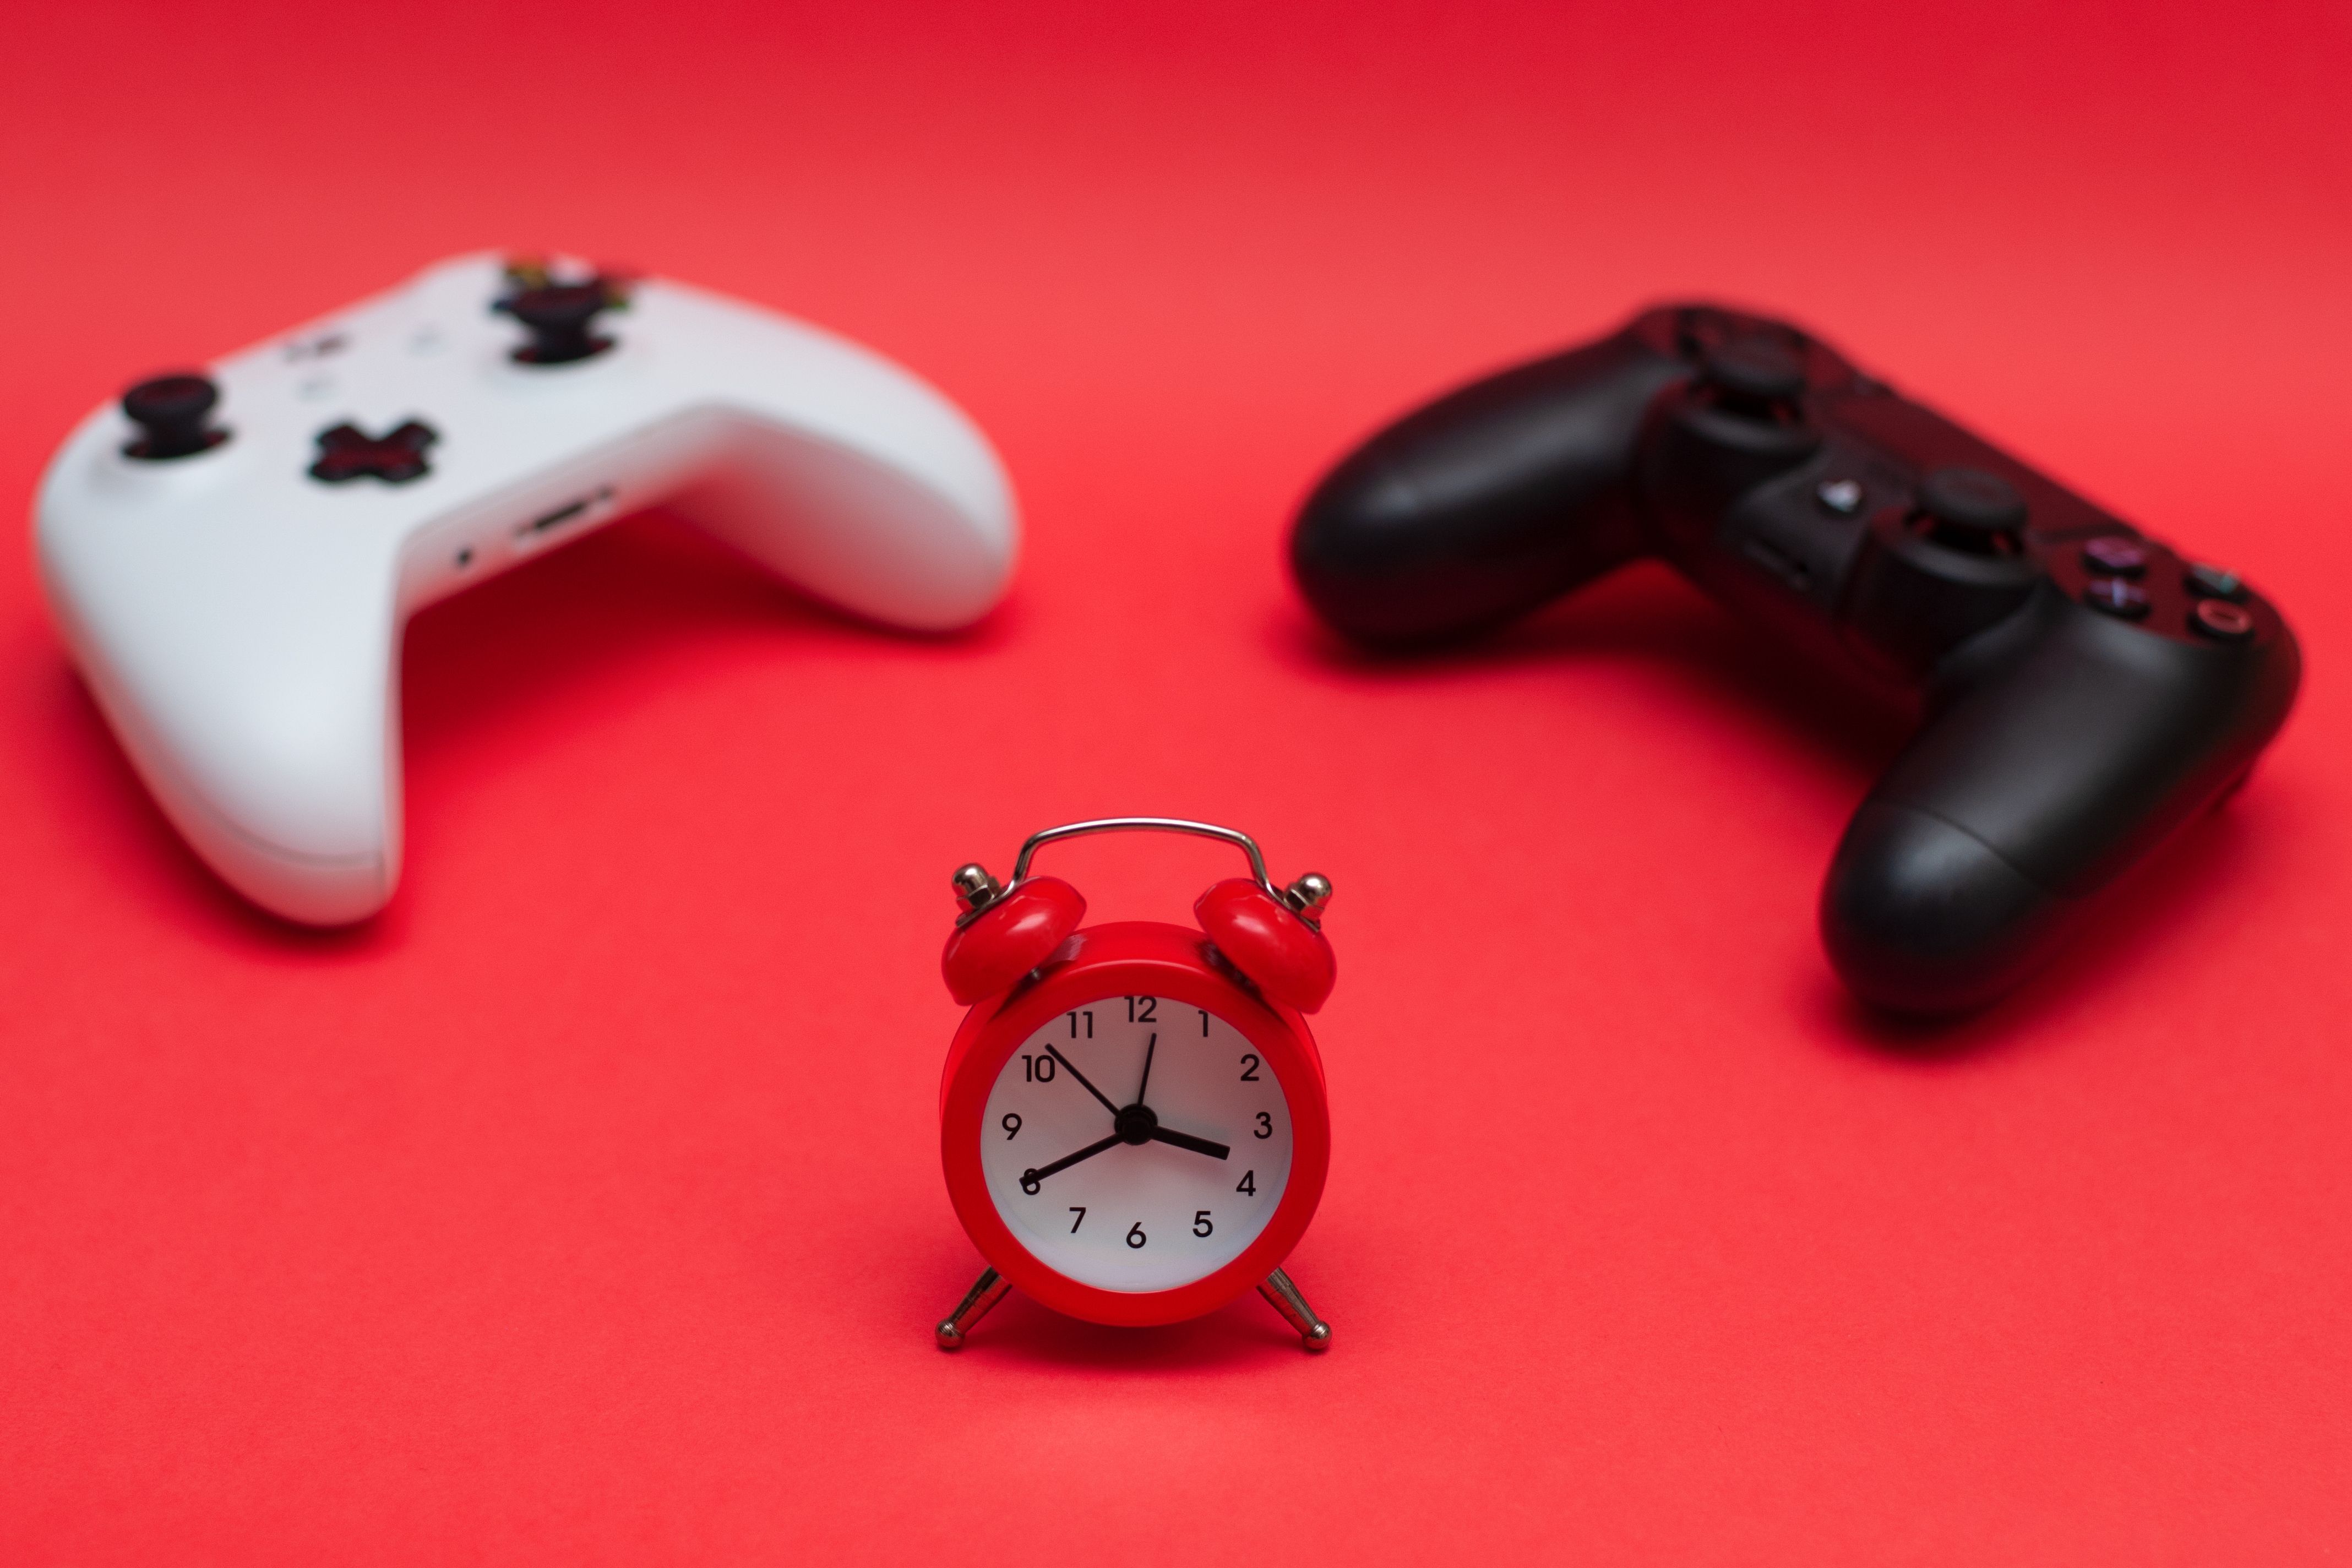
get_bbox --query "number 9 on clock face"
[981,997,1293,1292]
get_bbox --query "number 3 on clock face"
[980,999,1294,1292]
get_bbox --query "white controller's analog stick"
[121,373,229,460]
[499,282,616,364]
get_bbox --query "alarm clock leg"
[935,1267,1011,1351]
[1258,1267,1332,1352]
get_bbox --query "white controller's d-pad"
[309,420,438,484]
[35,253,1020,925]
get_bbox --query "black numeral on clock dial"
[1237,1169,1255,1196]
[1254,1112,1273,1139]
[1126,1222,1147,1248]
[1239,1053,1260,1081]
[1125,996,1157,1022]
[1069,1207,1086,1233]
[1193,1210,1213,1237]
[1002,1113,1021,1140]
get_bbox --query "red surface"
[3,0,2349,1560]
[938,921,1331,1328]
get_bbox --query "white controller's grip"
[45,501,404,921]
[34,254,1019,924]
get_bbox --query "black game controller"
[1289,306,2302,1014]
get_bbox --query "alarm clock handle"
[1259,1267,1333,1352]
[1010,816,1277,894]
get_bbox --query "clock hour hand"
[1149,1126,1231,1161]
[1044,1043,1121,1117]
[1021,1133,1123,1190]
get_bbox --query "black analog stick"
[1702,337,1808,411]
[1917,466,2027,553]
[500,283,616,365]
[122,373,229,460]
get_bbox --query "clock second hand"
[1134,1032,1157,1104]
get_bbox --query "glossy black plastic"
[1290,305,2301,1014]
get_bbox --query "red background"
[3,1,2348,1560]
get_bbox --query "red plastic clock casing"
[939,920,1332,1328]
[1192,878,1335,1012]
[940,876,1087,1004]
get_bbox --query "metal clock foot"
[1259,1267,1332,1351]
[936,1267,1011,1350]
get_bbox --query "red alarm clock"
[933,818,1336,1351]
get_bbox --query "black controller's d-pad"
[309,421,438,484]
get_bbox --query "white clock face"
[981,994,1294,1292]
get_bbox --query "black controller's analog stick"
[499,283,616,365]
[121,373,230,460]
[1701,337,1808,412]
[1917,466,2027,553]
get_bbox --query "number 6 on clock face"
[979,1001,1294,1292]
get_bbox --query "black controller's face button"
[1914,466,2027,556]
[2192,598,2256,640]
[1701,336,1809,417]
[2185,563,2246,600]
[2081,536,2149,576]
[309,420,438,484]
[498,282,617,365]
[121,373,231,460]
[2083,577,2152,618]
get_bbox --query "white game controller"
[34,253,1020,924]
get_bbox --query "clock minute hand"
[1044,1043,1121,1117]
[1150,1126,1231,1161]
[1022,1133,1124,1188]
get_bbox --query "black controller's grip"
[1289,329,1690,646]
[1821,584,2302,1011]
